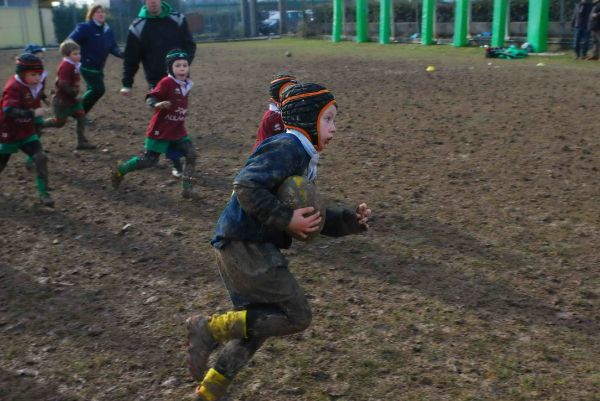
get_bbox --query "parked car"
[259,10,309,35]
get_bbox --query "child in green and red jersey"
[110,49,198,199]
[43,39,96,150]
[0,54,53,206]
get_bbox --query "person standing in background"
[120,0,196,95]
[68,4,123,115]
[572,0,593,59]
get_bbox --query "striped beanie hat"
[269,73,297,104]
[16,53,44,76]
[280,83,336,149]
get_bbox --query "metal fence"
[53,0,580,45]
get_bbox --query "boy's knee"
[291,305,312,332]
[32,151,47,165]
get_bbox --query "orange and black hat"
[280,83,335,148]
[16,53,44,76]
[269,73,297,104]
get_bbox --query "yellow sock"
[208,310,247,343]
[196,368,231,401]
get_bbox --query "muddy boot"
[182,177,200,200]
[171,158,183,178]
[111,161,124,189]
[39,192,55,208]
[186,316,217,381]
[75,117,96,150]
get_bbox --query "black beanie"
[280,83,336,148]
[269,73,297,104]
[165,49,189,77]
[16,53,44,76]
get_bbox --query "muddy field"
[1,39,599,401]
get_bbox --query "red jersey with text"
[145,76,189,141]
[251,106,284,152]
[54,58,80,106]
[0,75,38,142]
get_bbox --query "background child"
[186,83,371,401]
[0,54,53,207]
[250,73,297,152]
[22,44,49,170]
[111,49,198,199]
[43,39,96,150]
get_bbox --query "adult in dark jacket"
[120,0,196,96]
[588,0,600,60]
[68,4,123,113]
[572,0,593,59]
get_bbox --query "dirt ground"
[0,39,599,401]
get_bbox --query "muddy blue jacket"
[211,133,364,249]
[69,21,122,71]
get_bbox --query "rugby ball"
[276,176,325,242]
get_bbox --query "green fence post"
[453,0,469,46]
[491,0,507,47]
[356,0,368,42]
[422,0,435,45]
[332,0,343,42]
[380,0,391,44]
[527,0,549,52]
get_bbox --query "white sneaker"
[172,168,182,178]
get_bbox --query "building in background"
[0,0,57,49]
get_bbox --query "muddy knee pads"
[135,152,160,169]
[246,304,312,338]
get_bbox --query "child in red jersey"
[0,54,54,206]
[251,73,297,152]
[111,49,198,199]
[22,44,49,170]
[44,39,96,150]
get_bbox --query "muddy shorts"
[144,136,191,155]
[214,241,305,309]
[53,98,84,119]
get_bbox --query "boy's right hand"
[120,87,132,97]
[33,108,46,117]
[154,101,172,109]
[288,207,321,240]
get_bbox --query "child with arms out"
[110,49,198,199]
[0,54,54,206]
[44,39,96,150]
[186,83,371,401]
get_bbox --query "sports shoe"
[186,316,217,381]
[171,167,182,178]
[111,162,124,189]
[39,193,55,208]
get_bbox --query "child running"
[44,39,96,150]
[186,83,372,401]
[0,54,54,206]
[250,73,297,152]
[110,49,198,199]
[22,44,49,170]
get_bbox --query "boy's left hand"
[355,203,371,230]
